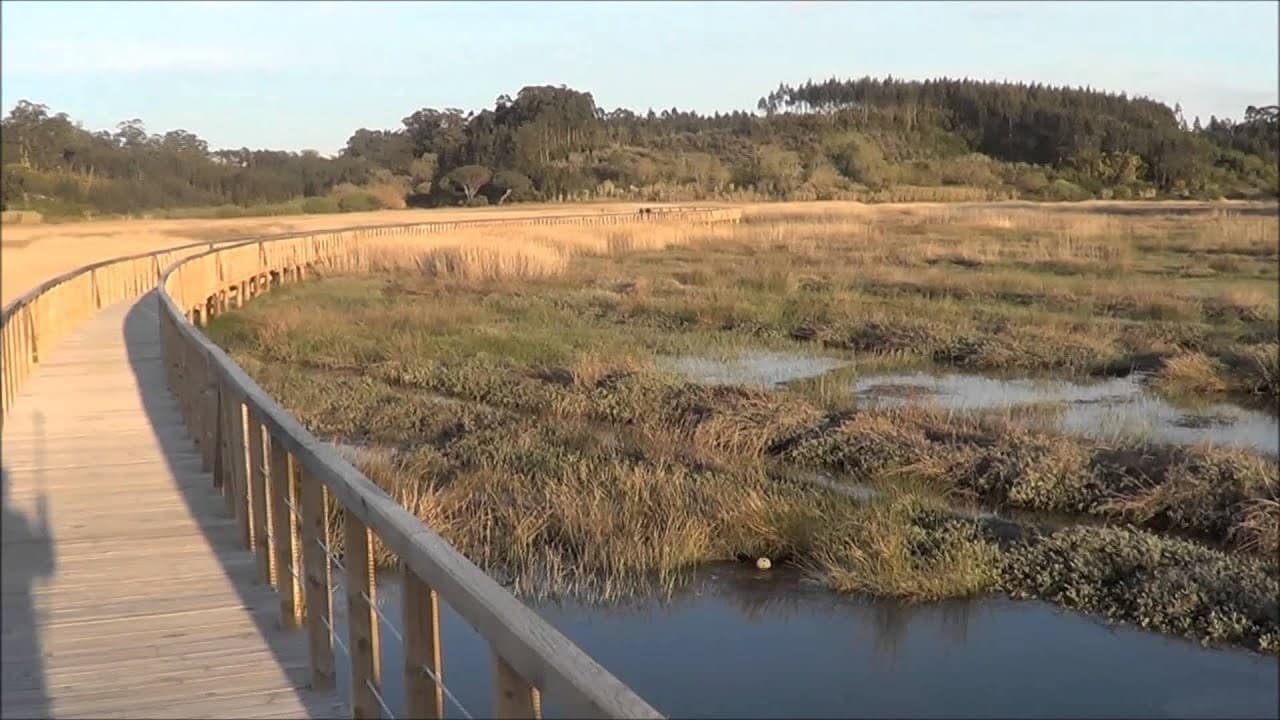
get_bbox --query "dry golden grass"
[1155,353,1230,394]
[7,198,1271,308]
[0,201,715,305]
[357,220,741,283]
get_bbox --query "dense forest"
[2,76,1277,218]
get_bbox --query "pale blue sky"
[2,1,1276,155]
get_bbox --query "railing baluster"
[212,381,226,493]
[231,397,252,548]
[403,568,444,720]
[492,651,542,719]
[200,355,216,472]
[346,512,382,719]
[299,470,335,690]
[247,408,273,584]
[270,439,304,628]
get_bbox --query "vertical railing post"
[247,408,272,584]
[3,325,14,415]
[270,438,303,628]
[211,382,226,493]
[198,355,215,472]
[345,512,382,719]
[404,570,444,720]
[230,397,252,548]
[299,470,335,690]
[491,652,541,719]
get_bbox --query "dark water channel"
[331,563,1278,719]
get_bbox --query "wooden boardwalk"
[1,293,345,719]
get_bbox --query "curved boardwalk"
[1,293,344,719]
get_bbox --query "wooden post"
[247,409,272,584]
[299,471,335,690]
[345,513,382,719]
[492,651,541,719]
[2,327,12,415]
[211,384,226,492]
[403,569,444,720]
[199,370,215,472]
[270,439,303,628]
[231,398,252,549]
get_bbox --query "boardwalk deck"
[1,293,345,719]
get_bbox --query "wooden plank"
[94,687,343,720]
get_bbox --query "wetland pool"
[330,563,1278,719]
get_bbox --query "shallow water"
[658,350,847,388]
[851,371,1279,455]
[330,564,1278,719]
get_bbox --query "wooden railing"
[2,241,217,421]
[0,207,733,419]
[2,207,739,719]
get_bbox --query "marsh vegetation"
[207,203,1280,654]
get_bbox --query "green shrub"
[337,191,383,212]
[302,196,339,214]
[1002,526,1280,652]
[211,204,248,218]
[1043,178,1091,201]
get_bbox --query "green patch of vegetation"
[1002,526,1280,653]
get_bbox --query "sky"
[2,1,1277,155]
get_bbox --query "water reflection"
[331,563,1278,719]
[852,370,1278,455]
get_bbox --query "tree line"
[3,77,1276,218]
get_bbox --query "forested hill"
[2,77,1277,219]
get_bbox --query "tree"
[735,145,803,196]
[488,169,533,204]
[830,136,890,188]
[4,77,1278,215]
[408,153,437,194]
[443,164,492,203]
[341,129,413,174]
[402,108,469,168]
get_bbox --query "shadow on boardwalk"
[1,460,56,720]
[120,293,344,718]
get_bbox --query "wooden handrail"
[1,207,739,718]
